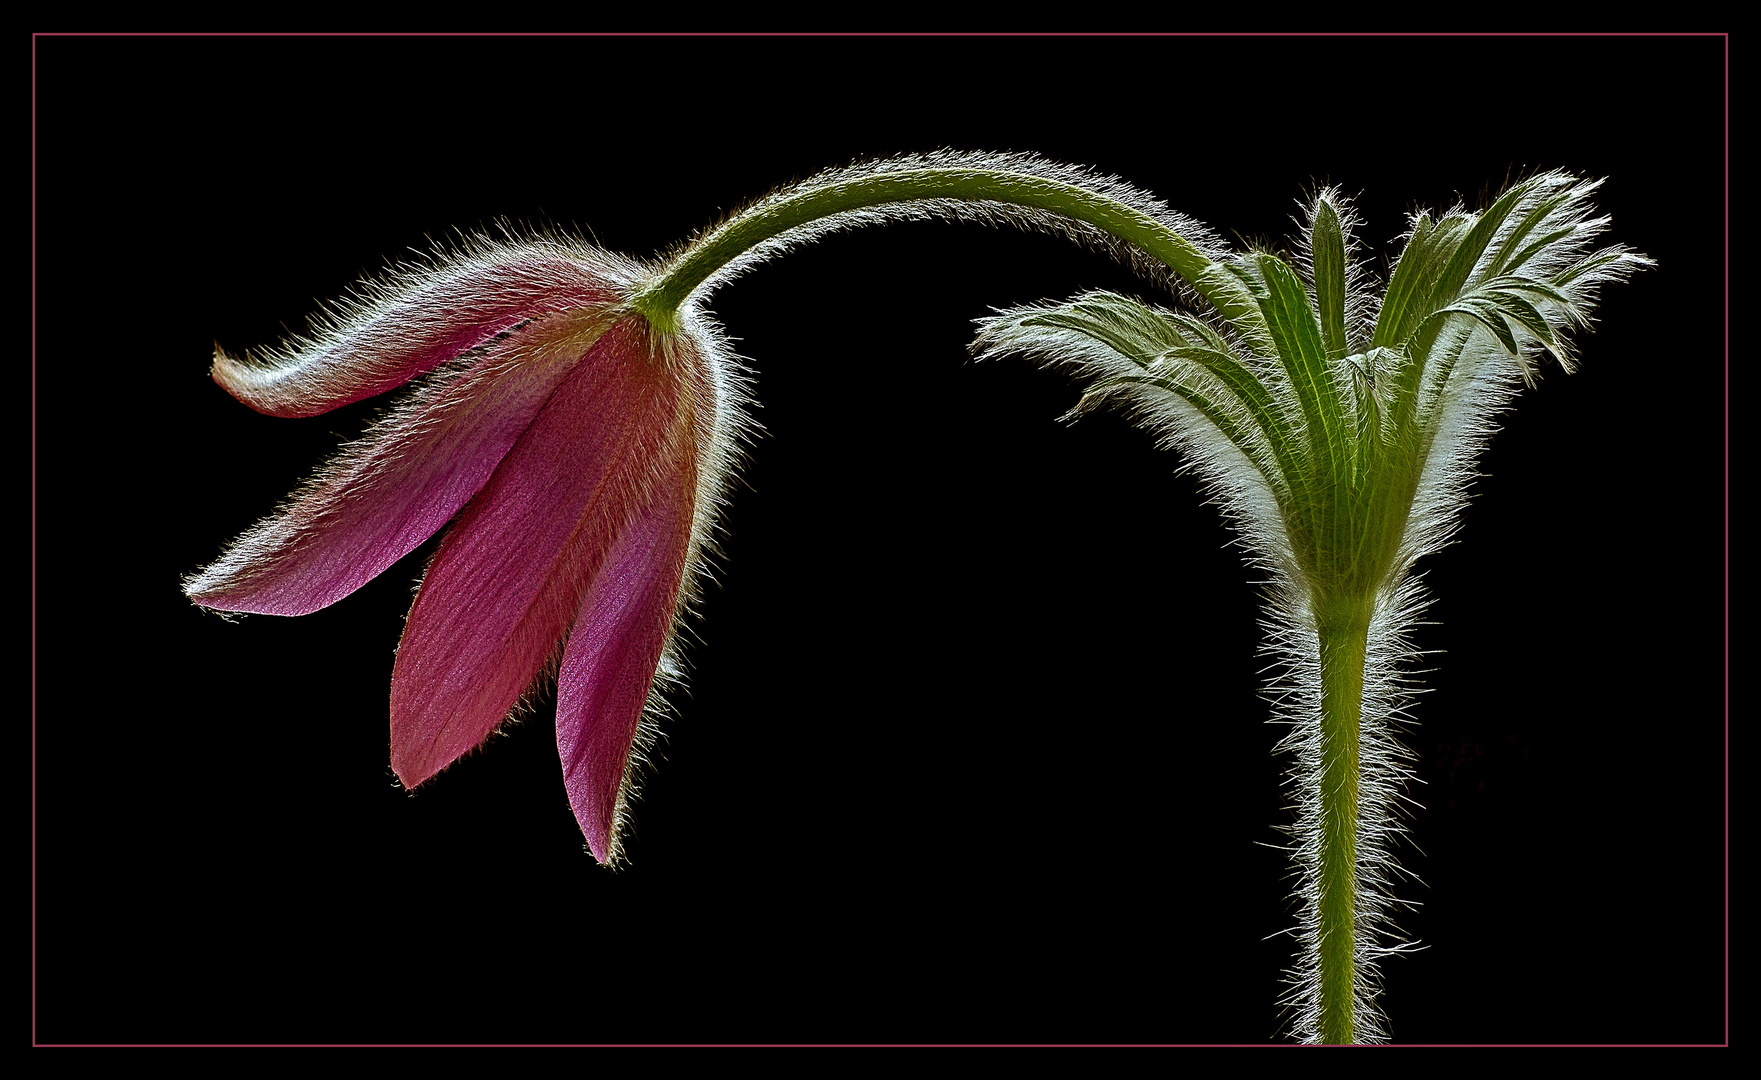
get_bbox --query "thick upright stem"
[1314,597,1372,1044]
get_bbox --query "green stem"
[1315,595,1372,1044]
[630,165,1217,334]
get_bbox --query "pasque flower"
[189,152,1644,1041]
[185,237,748,865]
[186,150,1200,868]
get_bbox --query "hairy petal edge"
[185,311,610,616]
[212,247,631,418]
[557,466,697,864]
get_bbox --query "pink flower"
[184,237,747,865]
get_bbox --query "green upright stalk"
[1314,596,1373,1045]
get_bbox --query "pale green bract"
[968,173,1649,1043]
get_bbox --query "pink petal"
[212,242,637,418]
[556,468,696,864]
[388,318,692,793]
[185,310,609,616]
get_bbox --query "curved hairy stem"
[632,158,1221,333]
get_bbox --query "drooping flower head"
[185,235,750,864]
[184,149,1220,868]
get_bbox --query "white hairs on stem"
[678,149,1234,307]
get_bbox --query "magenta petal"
[389,319,690,792]
[556,473,696,864]
[185,312,605,616]
[212,243,635,418]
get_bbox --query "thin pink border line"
[27,27,1732,1050]
[1720,29,1731,1049]
[23,30,1738,38]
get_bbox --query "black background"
[33,34,1726,1045]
